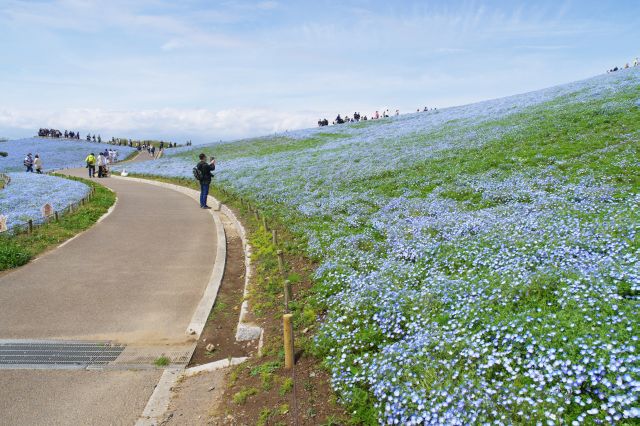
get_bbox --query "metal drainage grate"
[0,340,125,369]
[110,344,195,368]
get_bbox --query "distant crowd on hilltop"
[39,128,105,143]
[318,106,437,127]
[39,128,81,139]
[36,128,186,149]
[113,138,179,149]
[607,56,639,73]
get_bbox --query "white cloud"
[0,107,317,142]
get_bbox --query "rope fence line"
[0,186,96,235]
[219,187,301,425]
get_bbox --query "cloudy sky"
[0,0,638,143]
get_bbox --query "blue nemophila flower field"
[0,137,136,172]
[119,69,639,424]
[0,173,90,230]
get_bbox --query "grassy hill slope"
[121,69,639,424]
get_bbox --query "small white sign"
[41,203,53,218]
[0,215,7,233]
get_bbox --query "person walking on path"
[34,154,43,174]
[24,153,34,172]
[85,153,96,178]
[97,152,107,178]
[195,153,214,209]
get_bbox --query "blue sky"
[0,0,638,144]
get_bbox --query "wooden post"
[254,210,260,221]
[277,250,285,275]
[28,219,33,234]
[283,314,294,369]
[262,215,268,231]
[284,280,292,312]
[54,211,59,222]
[272,229,278,246]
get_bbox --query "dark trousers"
[88,165,95,177]
[200,182,210,207]
[98,166,104,178]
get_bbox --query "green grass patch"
[154,356,170,367]
[172,133,345,162]
[233,386,259,404]
[0,175,115,271]
[278,377,293,396]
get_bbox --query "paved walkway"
[0,168,219,425]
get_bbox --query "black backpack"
[193,165,203,181]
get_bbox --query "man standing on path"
[196,153,214,209]
[85,152,96,178]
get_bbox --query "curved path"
[0,168,219,425]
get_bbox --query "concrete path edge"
[112,175,263,342]
[135,367,183,426]
[182,357,248,377]
[110,175,226,338]
[186,209,226,336]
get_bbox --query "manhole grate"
[0,340,125,368]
